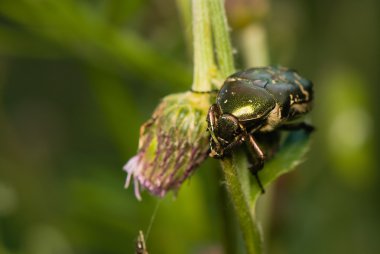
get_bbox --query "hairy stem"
[192,0,215,92]
[221,154,262,254]
[192,0,265,253]
[209,0,234,80]
[207,1,263,253]
[218,167,237,254]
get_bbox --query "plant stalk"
[221,154,262,254]
[207,1,263,253]
[192,0,215,92]
[209,0,234,79]
[192,0,263,253]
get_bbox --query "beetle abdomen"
[229,66,313,120]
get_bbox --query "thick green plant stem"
[209,0,234,79]
[222,155,262,254]
[192,0,214,92]
[192,0,269,253]
[207,1,263,253]
[217,167,237,254]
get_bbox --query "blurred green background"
[0,0,379,253]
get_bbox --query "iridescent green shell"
[216,66,313,122]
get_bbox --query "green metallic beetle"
[207,66,314,192]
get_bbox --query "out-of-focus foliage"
[0,0,379,254]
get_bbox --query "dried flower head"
[124,91,213,200]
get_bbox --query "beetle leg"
[246,134,265,164]
[207,104,219,134]
[219,135,245,156]
[207,104,223,157]
[245,134,266,193]
[280,122,314,133]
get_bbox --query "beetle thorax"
[217,114,240,144]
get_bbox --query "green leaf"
[250,130,312,205]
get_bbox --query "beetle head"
[217,114,241,145]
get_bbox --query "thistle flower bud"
[124,91,214,200]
